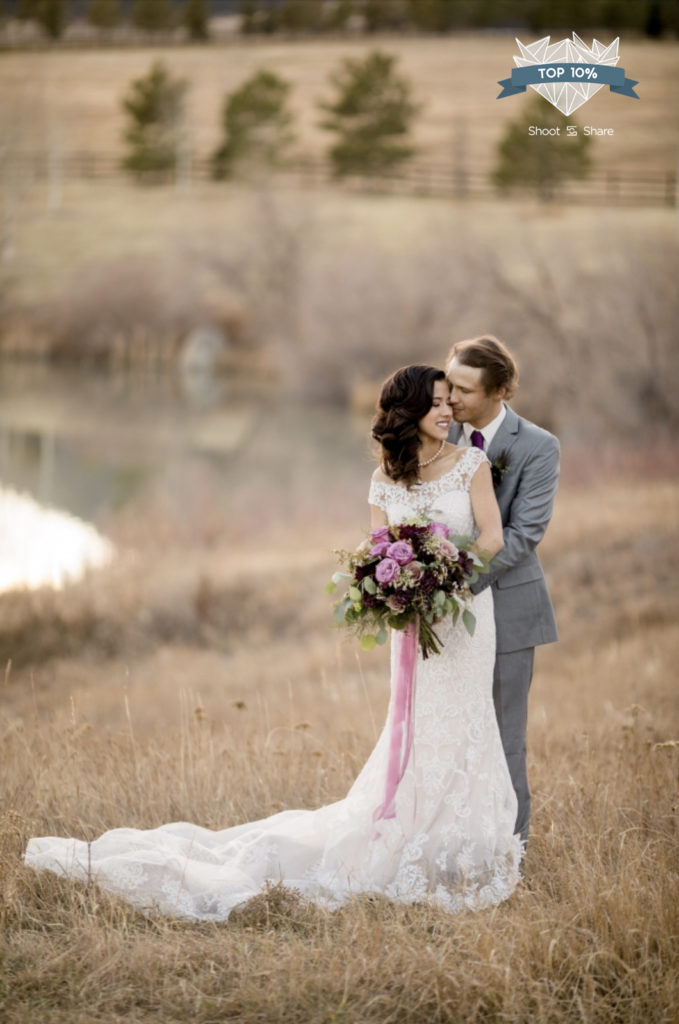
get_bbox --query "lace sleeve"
[368,478,390,511]
[461,446,489,488]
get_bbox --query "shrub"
[212,70,296,180]
[182,0,209,41]
[492,94,593,202]
[87,0,121,30]
[319,50,420,177]
[121,61,188,179]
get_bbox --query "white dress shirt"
[461,404,507,450]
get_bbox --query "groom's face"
[447,358,504,428]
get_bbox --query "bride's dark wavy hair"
[372,365,447,487]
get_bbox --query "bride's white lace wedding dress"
[25,446,522,920]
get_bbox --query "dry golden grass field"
[1,31,678,1022]
[1,448,678,1023]
[1,36,677,172]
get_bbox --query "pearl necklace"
[418,439,446,467]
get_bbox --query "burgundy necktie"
[470,430,485,450]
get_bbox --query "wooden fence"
[5,151,676,207]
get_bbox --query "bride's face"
[417,380,452,443]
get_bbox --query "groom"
[446,335,559,846]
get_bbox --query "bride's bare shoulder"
[371,465,392,484]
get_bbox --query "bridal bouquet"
[326,515,486,659]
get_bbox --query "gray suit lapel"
[486,404,520,461]
[447,422,464,445]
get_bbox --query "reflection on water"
[0,363,373,589]
[0,486,114,592]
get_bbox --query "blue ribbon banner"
[497,63,639,99]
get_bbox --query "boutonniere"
[491,450,511,489]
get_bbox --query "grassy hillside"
[1,460,678,1023]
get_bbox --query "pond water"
[0,363,374,590]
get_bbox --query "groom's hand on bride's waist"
[470,575,492,596]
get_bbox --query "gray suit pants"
[492,648,535,844]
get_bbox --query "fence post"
[452,118,468,199]
[606,170,619,205]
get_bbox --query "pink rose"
[375,558,400,584]
[429,521,451,539]
[369,541,391,557]
[403,562,423,582]
[386,540,414,565]
[440,539,460,559]
[386,593,407,612]
[370,526,391,544]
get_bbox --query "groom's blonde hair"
[446,334,518,400]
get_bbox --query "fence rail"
[4,151,676,207]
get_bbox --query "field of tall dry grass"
[1,445,678,1023]
[1,32,677,1020]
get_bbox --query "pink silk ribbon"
[373,620,418,826]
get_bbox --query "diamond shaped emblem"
[513,33,621,115]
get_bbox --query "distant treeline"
[236,0,679,36]
[2,0,678,38]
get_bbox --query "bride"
[25,365,522,919]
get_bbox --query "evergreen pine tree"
[277,0,322,32]
[212,69,296,179]
[319,50,419,177]
[121,61,188,178]
[43,0,65,35]
[599,0,640,31]
[324,0,354,31]
[131,0,175,32]
[183,0,210,40]
[431,0,457,31]
[17,0,40,19]
[363,0,407,32]
[239,0,258,33]
[408,0,456,32]
[17,0,66,37]
[644,1,665,36]
[492,95,592,202]
[87,0,121,30]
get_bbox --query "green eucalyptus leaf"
[324,580,338,594]
[386,613,404,630]
[376,625,388,645]
[349,586,361,602]
[360,634,378,651]
[333,599,351,625]
[363,576,377,594]
[462,608,476,637]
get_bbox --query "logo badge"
[497,33,639,114]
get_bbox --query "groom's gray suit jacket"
[449,405,559,653]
